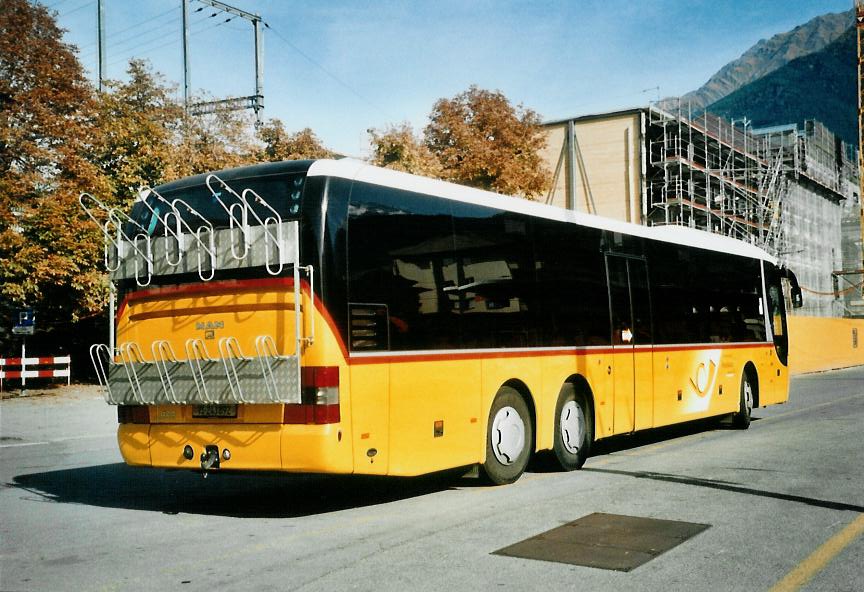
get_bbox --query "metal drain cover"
[493,512,710,572]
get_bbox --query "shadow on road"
[8,415,771,517]
[10,464,471,518]
[582,467,864,513]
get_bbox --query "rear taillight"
[283,366,341,424]
[118,405,150,424]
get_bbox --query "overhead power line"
[265,22,388,118]
[43,0,75,9]
[102,13,221,70]
[58,0,95,18]
[77,6,181,52]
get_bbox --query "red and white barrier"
[0,356,71,390]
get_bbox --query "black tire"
[732,371,754,429]
[481,386,533,485]
[552,383,592,471]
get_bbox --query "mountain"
[680,9,853,110]
[705,26,856,146]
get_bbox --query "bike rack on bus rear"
[80,182,311,406]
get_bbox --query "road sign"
[12,308,35,335]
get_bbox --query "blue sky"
[45,0,853,156]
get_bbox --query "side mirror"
[781,266,804,309]
[790,285,803,309]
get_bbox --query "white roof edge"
[307,158,775,263]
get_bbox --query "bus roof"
[152,160,315,194]
[308,159,777,263]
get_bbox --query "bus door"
[606,255,654,433]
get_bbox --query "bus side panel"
[758,346,789,406]
[538,352,615,445]
[652,347,726,427]
[388,359,481,476]
[612,349,635,434]
[652,350,678,428]
[634,349,654,431]
[652,345,774,428]
[350,363,389,475]
[480,356,543,452]
[585,353,616,440]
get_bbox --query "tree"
[90,60,182,206]
[174,104,258,177]
[257,120,334,161]
[424,85,550,199]
[0,0,110,353]
[368,123,442,177]
[92,62,259,202]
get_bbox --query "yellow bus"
[83,159,802,484]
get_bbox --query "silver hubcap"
[743,380,753,416]
[491,406,525,466]
[560,400,584,455]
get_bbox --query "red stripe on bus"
[652,342,773,353]
[348,342,774,365]
[115,279,773,366]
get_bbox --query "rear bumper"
[117,423,352,473]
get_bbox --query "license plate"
[192,404,238,418]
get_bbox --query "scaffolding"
[644,99,860,317]
[646,99,783,247]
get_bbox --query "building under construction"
[541,102,861,317]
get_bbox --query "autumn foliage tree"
[89,60,183,207]
[368,123,442,177]
[0,0,110,351]
[425,86,549,198]
[91,61,260,208]
[369,86,550,199]
[257,120,335,161]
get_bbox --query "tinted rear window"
[128,173,306,235]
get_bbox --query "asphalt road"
[1,367,862,592]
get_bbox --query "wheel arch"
[743,361,760,408]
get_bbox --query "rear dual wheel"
[552,384,592,471]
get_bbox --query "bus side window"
[533,218,609,347]
[347,183,460,351]
[451,204,536,348]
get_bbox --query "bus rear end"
[82,161,352,474]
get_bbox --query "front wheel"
[482,386,533,485]
[552,384,592,471]
[732,371,754,429]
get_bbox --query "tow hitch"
[200,445,220,476]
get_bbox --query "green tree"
[257,120,334,161]
[90,60,182,206]
[368,123,442,177]
[424,85,550,198]
[0,0,110,350]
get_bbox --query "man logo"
[196,320,224,340]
